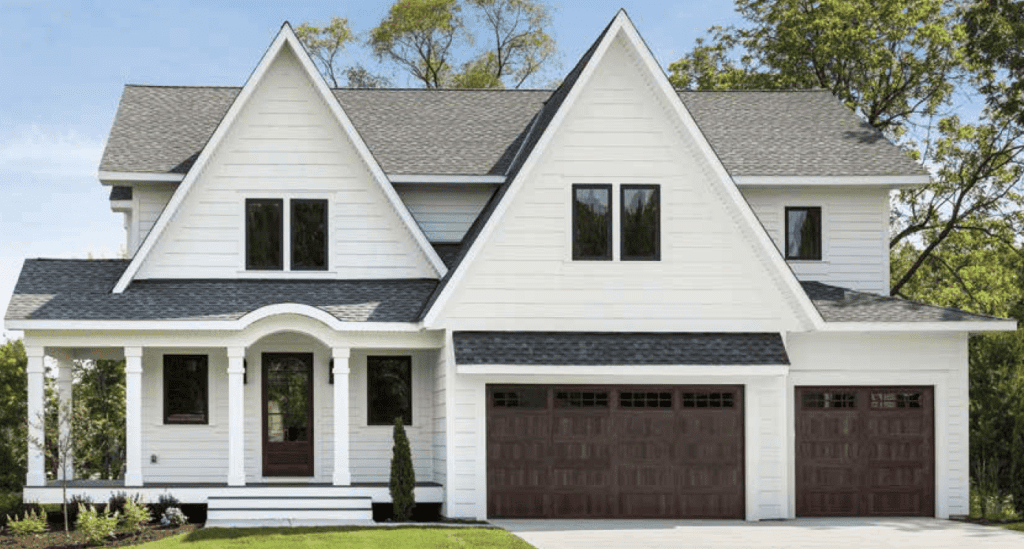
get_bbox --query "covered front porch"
[21,307,447,524]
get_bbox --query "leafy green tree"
[343,64,393,88]
[370,0,464,88]
[72,360,125,480]
[389,417,415,521]
[962,0,1024,125]
[295,17,356,88]
[0,339,27,492]
[467,0,555,88]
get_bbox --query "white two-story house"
[6,11,1016,526]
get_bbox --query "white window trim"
[239,193,334,274]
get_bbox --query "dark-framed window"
[164,355,209,424]
[572,184,612,260]
[785,206,822,260]
[246,199,284,270]
[620,185,660,260]
[291,199,328,271]
[367,356,412,426]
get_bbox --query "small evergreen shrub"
[0,492,26,527]
[6,507,47,536]
[149,494,179,519]
[65,494,93,525]
[121,497,152,532]
[76,504,118,546]
[160,507,187,527]
[389,416,416,522]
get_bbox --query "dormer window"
[785,206,821,260]
[246,198,328,271]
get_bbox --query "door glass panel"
[266,356,310,442]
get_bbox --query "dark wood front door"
[262,353,314,477]
[486,384,745,519]
[795,386,934,516]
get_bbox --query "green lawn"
[1001,522,1024,533]
[136,526,538,549]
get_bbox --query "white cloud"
[0,125,104,178]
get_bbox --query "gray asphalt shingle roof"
[5,259,437,323]
[98,88,925,178]
[801,281,1007,323]
[453,331,790,365]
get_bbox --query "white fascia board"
[98,172,185,184]
[733,175,930,187]
[110,200,132,213]
[819,320,1017,333]
[111,24,447,294]
[388,175,505,184]
[4,319,423,333]
[457,364,789,377]
[421,13,625,328]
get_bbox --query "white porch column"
[25,346,46,487]
[332,347,351,486]
[124,347,143,486]
[55,352,75,481]
[227,347,246,486]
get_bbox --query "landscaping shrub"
[389,416,415,522]
[106,491,129,516]
[76,504,118,546]
[149,494,179,519]
[0,492,26,527]
[6,507,47,536]
[65,494,93,525]
[121,496,151,532]
[160,507,187,527]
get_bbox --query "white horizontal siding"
[135,46,435,280]
[395,184,496,243]
[740,186,890,294]
[442,34,802,332]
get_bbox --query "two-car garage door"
[486,384,745,518]
[486,384,934,519]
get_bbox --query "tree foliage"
[295,17,355,88]
[0,339,27,492]
[389,417,415,521]
[962,0,1024,125]
[72,360,126,481]
[370,0,465,88]
[467,0,555,88]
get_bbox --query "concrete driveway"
[491,518,1024,549]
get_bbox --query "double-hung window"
[246,198,328,271]
[572,184,660,261]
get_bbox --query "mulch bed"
[0,524,197,549]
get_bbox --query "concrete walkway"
[492,518,1024,549]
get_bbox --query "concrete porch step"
[206,495,373,527]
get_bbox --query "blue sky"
[0,1,742,339]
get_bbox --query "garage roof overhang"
[453,331,790,376]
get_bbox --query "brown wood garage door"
[487,385,744,519]
[795,386,934,517]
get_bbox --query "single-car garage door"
[487,384,744,518]
[795,386,934,517]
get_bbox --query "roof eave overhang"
[457,364,789,376]
[818,320,1017,333]
[98,171,186,184]
[733,175,930,188]
[5,319,426,333]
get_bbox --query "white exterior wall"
[141,334,437,485]
[432,338,450,504]
[135,47,436,280]
[741,186,891,295]
[785,331,970,518]
[441,35,803,332]
[131,185,177,255]
[395,184,497,243]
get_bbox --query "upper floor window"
[621,185,660,260]
[572,184,612,260]
[246,198,328,271]
[785,206,821,260]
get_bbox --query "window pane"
[621,186,660,259]
[265,355,311,442]
[246,199,283,270]
[786,207,821,260]
[573,185,611,260]
[164,355,208,424]
[367,356,412,425]
[291,200,328,270]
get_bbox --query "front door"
[262,353,314,477]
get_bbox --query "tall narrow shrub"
[1012,402,1024,518]
[389,416,415,521]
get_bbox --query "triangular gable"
[112,23,446,293]
[423,10,823,330]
